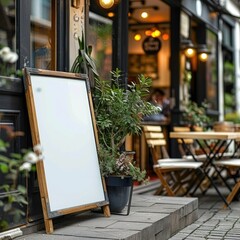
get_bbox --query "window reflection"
[0,0,16,69]
[89,12,112,80]
[206,30,217,110]
[31,0,54,69]
[0,0,16,50]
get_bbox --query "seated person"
[143,89,170,121]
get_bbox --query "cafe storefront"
[0,0,240,233]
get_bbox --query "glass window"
[42,0,51,21]
[88,12,112,80]
[222,22,232,48]
[30,0,55,69]
[0,0,17,76]
[206,30,218,110]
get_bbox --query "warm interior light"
[151,29,161,38]
[134,33,141,41]
[162,33,169,41]
[99,0,114,9]
[108,12,115,17]
[141,11,148,18]
[197,44,210,61]
[145,30,152,36]
[199,53,208,61]
[185,48,196,58]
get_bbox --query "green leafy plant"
[94,69,157,182]
[224,61,235,84]
[0,126,41,232]
[183,69,192,84]
[70,32,98,88]
[225,112,240,124]
[71,35,158,182]
[182,100,211,127]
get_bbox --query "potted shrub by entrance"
[70,37,157,214]
[95,69,157,214]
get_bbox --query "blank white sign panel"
[31,75,105,212]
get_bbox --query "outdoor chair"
[213,159,240,207]
[173,126,207,161]
[173,126,212,192]
[143,125,203,196]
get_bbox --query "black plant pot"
[105,175,133,215]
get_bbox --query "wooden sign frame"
[24,68,110,233]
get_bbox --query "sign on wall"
[142,36,162,55]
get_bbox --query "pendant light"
[99,0,114,9]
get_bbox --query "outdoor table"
[170,131,240,206]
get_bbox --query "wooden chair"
[173,126,206,161]
[172,126,231,194]
[143,125,203,196]
[213,159,240,207]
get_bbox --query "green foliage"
[225,112,240,124]
[182,100,211,127]
[224,93,235,107]
[224,61,235,84]
[70,36,157,182]
[183,70,192,84]
[98,147,147,182]
[95,69,157,182]
[0,134,39,232]
[70,32,99,77]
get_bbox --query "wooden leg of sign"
[41,198,54,233]
[101,176,111,217]
[102,205,111,217]
[44,218,54,234]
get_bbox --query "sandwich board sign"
[24,68,110,233]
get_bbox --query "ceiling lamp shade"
[199,53,208,61]
[162,33,169,41]
[141,11,148,18]
[134,33,142,41]
[185,47,196,58]
[108,12,115,17]
[151,29,161,38]
[197,44,211,62]
[145,30,152,36]
[181,40,196,58]
[99,0,114,9]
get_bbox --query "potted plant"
[71,36,157,213]
[182,100,211,130]
[94,69,157,213]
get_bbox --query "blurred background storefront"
[0,0,240,231]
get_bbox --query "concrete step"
[16,195,199,240]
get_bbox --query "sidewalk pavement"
[134,179,240,240]
[169,185,240,240]
[11,180,240,240]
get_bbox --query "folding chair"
[143,125,203,196]
[172,126,234,194]
[213,159,240,208]
[173,126,206,161]
[173,126,211,192]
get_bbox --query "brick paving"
[14,194,198,240]
[169,186,240,240]
[5,180,240,240]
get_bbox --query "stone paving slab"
[14,194,198,240]
[169,186,240,240]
